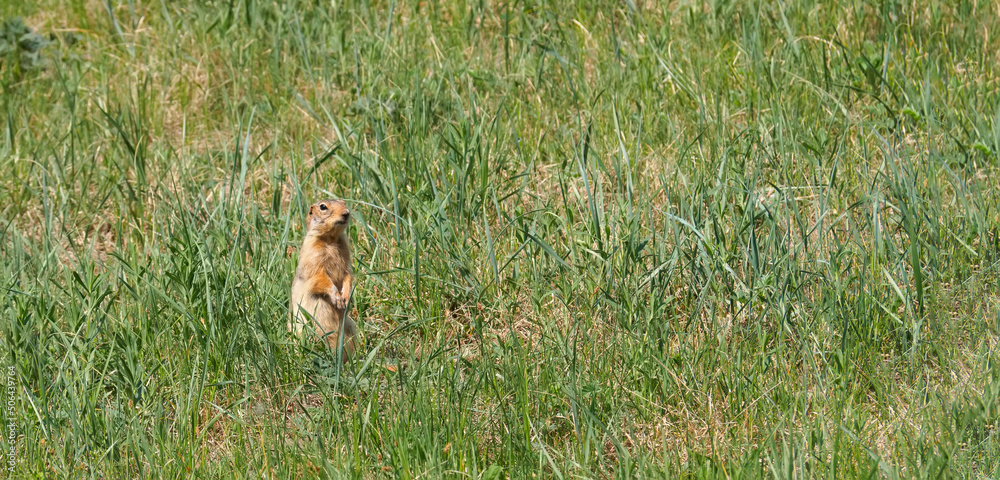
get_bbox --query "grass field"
[1,0,999,477]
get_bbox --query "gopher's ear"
[309,205,314,215]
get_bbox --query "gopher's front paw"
[330,294,347,309]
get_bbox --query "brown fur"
[289,199,357,361]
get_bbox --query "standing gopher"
[289,199,356,361]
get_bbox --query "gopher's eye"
[319,204,328,211]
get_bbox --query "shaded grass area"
[1,0,999,477]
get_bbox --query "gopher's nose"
[343,210,351,217]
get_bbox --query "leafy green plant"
[0,17,50,75]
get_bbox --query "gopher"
[289,199,356,361]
